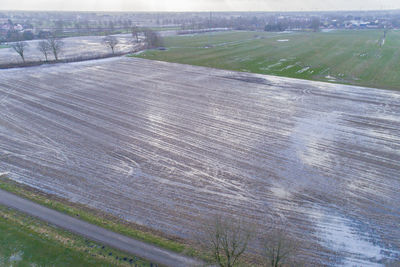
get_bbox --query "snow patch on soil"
[313,208,397,267]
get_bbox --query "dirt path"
[0,189,203,267]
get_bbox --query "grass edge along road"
[133,29,400,91]
[0,204,150,266]
[0,175,207,264]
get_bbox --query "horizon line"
[0,8,399,13]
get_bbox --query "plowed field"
[0,57,399,266]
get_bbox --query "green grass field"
[0,45,10,49]
[0,205,150,267]
[134,30,400,90]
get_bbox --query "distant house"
[14,23,23,31]
[0,22,23,32]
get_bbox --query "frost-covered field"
[0,57,399,266]
[0,34,136,64]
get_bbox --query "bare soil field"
[0,57,399,266]
[0,34,136,64]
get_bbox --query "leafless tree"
[262,228,298,267]
[102,35,119,54]
[37,40,51,61]
[202,216,253,267]
[47,35,64,61]
[143,28,163,48]
[10,41,29,63]
[131,26,140,43]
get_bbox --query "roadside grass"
[0,44,10,49]
[133,29,400,90]
[0,204,150,266]
[0,175,201,260]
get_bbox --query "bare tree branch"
[46,34,64,61]
[202,216,253,267]
[102,35,119,54]
[131,26,140,43]
[10,41,29,63]
[142,28,163,48]
[37,40,51,61]
[262,228,298,267]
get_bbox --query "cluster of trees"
[0,19,34,43]
[1,13,322,44]
[10,34,64,63]
[102,27,163,55]
[2,17,144,44]
[10,27,163,64]
[201,216,299,267]
[176,15,322,32]
[142,28,163,48]
[2,29,35,43]
[264,17,320,32]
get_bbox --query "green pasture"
[135,30,400,90]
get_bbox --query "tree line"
[9,27,163,64]
[200,216,300,267]
[10,34,64,63]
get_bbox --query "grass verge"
[0,204,150,266]
[0,174,200,259]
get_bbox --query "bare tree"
[102,35,119,54]
[47,35,64,61]
[131,26,140,43]
[37,40,51,61]
[143,28,163,48]
[10,41,29,63]
[262,229,298,267]
[202,216,253,267]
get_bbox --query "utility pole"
[207,11,212,47]
[209,11,212,30]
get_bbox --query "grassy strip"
[0,204,150,266]
[0,175,199,258]
[0,44,10,49]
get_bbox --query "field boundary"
[0,43,145,69]
[0,188,203,267]
[0,204,151,266]
[0,175,204,261]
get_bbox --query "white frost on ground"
[313,209,391,267]
[280,65,295,71]
[277,39,290,42]
[325,75,337,81]
[296,66,311,73]
[9,251,23,262]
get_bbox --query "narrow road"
[0,189,203,267]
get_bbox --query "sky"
[1,0,399,12]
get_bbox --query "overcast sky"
[1,0,399,12]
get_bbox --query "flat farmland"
[136,30,400,90]
[0,57,399,266]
